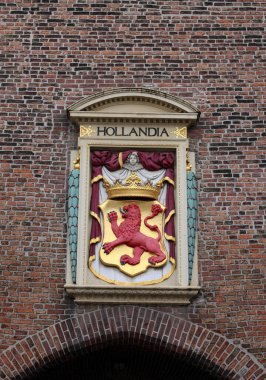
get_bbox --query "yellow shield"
[99,199,168,277]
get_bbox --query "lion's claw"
[120,254,140,266]
[108,211,118,222]
[103,242,114,254]
[148,256,165,265]
[148,257,156,265]
[120,254,129,265]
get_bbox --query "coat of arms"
[88,150,176,285]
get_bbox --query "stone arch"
[0,306,264,380]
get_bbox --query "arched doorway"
[0,307,265,379]
[26,344,220,380]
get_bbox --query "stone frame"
[65,88,201,304]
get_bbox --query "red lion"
[103,203,166,266]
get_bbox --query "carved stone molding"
[64,285,200,305]
[68,88,200,127]
[66,89,201,305]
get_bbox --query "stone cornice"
[67,87,200,113]
[67,88,201,127]
[64,285,201,305]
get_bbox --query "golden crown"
[103,172,163,200]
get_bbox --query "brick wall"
[1,0,265,369]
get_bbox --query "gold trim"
[89,255,95,262]
[165,209,175,225]
[118,152,123,168]
[90,211,101,225]
[186,149,192,172]
[171,126,187,139]
[165,233,176,242]
[73,148,80,170]
[88,258,175,286]
[103,172,163,200]
[170,257,176,268]
[91,175,103,184]
[91,174,174,187]
[80,126,96,138]
[90,237,101,245]
[163,177,175,187]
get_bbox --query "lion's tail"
[144,204,163,242]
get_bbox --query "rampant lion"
[103,203,166,266]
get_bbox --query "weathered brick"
[1,0,265,378]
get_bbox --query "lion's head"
[121,204,141,219]
[118,203,141,235]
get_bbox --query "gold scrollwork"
[186,149,192,172]
[80,126,96,138]
[73,148,80,169]
[170,127,187,139]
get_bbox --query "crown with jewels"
[103,171,163,200]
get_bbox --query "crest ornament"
[103,171,163,200]
[88,150,176,285]
[66,89,201,304]
[99,200,168,276]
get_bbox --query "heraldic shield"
[99,199,168,277]
[88,150,176,285]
